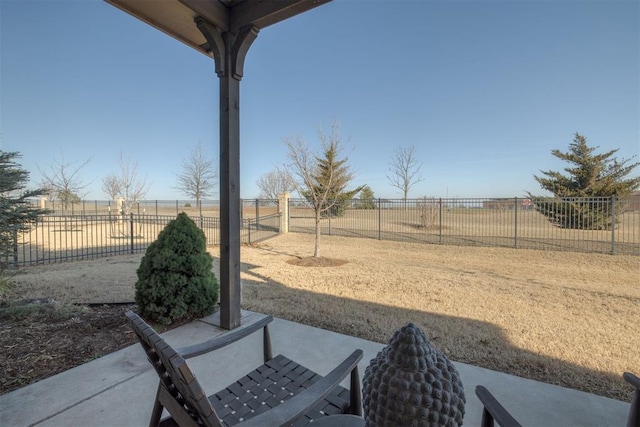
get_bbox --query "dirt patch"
[286,257,349,267]
[0,300,137,394]
[2,233,638,402]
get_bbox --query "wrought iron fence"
[10,210,281,267]
[12,195,638,267]
[288,196,640,256]
[28,198,281,219]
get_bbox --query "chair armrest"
[475,385,522,427]
[176,314,273,359]
[240,349,364,427]
[625,372,640,427]
[624,372,640,391]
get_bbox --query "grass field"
[11,231,639,402]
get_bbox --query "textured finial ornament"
[362,323,466,426]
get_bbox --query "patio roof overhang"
[104,0,331,330]
[104,0,330,57]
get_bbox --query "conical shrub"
[135,213,218,324]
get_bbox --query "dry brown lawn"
[10,232,639,401]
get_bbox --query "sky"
[1,0,639,201]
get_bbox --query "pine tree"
[283,121,362,257]
[304,142,363,217]
[0,151,48,272]
[356,185,376,209]
[531,133,640,229]
[135,213,218,324]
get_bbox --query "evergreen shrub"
[135,213,218,324]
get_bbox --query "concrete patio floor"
[0,310,631,427]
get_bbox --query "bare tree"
[38,149,92,210]
[256,170,295,200]
[101,174,120,202]
[102,152,150,214]
[175,142,217,209]
[387,145,424,203]
[283,121,361,258]
[416,196,439,228]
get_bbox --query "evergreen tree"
[531,133,640,229]
[356,185,376,209]
[0,151,48,272]
[283,121,362,257]
[304,142,363,217]
[135,213,218,324]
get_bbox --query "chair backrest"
[126,311,221,427]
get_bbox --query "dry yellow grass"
[238,233,639,401]
[10,232,639,401]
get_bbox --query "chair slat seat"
[208,354,351,426]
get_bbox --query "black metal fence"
[13,195,638,267]
[28,198,279,219]
[11,211,281,267]
[288,196,640,256]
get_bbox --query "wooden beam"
[104,0,210,56]
[230,0,331,32]
[178,0,229,32]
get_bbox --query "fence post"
[255,198,259,231]
[514,197,519,249]
[176,200,179,215]
[248,218,251,243]
[378,198,381,240]
[611,195,616,255]
[328,204,332,236]
[439,198,443,244]
[130,213,134,254]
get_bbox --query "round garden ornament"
[362,323,466,426]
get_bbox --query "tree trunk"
[314,210,321,257]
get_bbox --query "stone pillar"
[116,198,125,223]
[278,192,290,234]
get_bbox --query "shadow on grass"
[236,260,634,404]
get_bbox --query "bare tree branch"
[101,151,150,214]
[256,170,295,200]
[387,145,424,201]
[175,142,217,209]
[38,149,92,210]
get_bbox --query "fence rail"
[288,196,640,256]
[12,196,639,267]
[10,211,281,267]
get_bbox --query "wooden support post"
[197,18,258,330]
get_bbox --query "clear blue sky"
[1,0,639,200]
